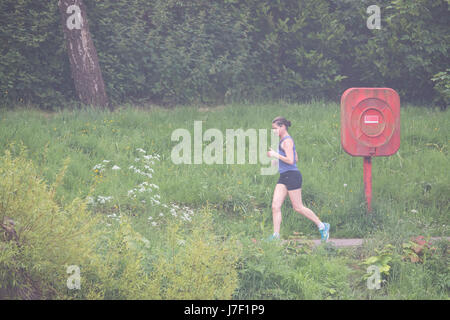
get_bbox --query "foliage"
[384,239,449,299]
[150,209,240,299]
[234,239,294,299]
[361,244,396,288]
[0,1,74,109]
[0,103,448,299]
[0,144,101,299]
[350,0,449,102]
[87,217,159,300]
[401,236,437,264]
[1,0,448,107]
[235,240,352,299]
[286,246,353,299]
[0,143,240,299]
[431,69,450,109]
[421,240,449,293]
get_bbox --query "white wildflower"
[97,196,113,204]
[112,165,121,170]
[182,215,191,222]
[93,164,105,171]
[87,196,95,205]
[141,237,150,248]
[151,198,160,205]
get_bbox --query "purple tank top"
[278,135,298,173]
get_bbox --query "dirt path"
[283,237,450,248]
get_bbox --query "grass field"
[0,101,448,299]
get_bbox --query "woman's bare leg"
[271,183,288,234]
[288,188,322,227]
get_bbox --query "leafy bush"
[1,0,448,107]
[0,145,101,299]
[0,144,240,299]
[431,69,450,109]
[0,1,74,109]
[350,0,449,102]
[0,144,157,299]
[87,217,160,300]
[150,209,240,299]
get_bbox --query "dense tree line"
[0,0,448,109]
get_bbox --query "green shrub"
[0,1,74,109]
[88,217,160,299]
[431,69,450,109]
[0,144,160,299]
[2,0,448,107]
[0,145,101,299]
[150,209,240,299]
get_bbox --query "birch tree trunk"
[58,0,110,109]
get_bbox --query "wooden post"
[58,0,110,109]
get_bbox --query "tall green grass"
[0,102,448,299]
[0,102,448,239]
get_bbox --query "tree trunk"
[58,0,110,109]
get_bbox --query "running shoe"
[320,223,330,242]
[266,233,280,242]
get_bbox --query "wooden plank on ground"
[283,237,450,248]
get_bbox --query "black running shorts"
[277,170,302,191]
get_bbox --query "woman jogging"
[267,116,330,242]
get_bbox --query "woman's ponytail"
[272,116,291,128]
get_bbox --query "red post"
[363,156,372,213]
